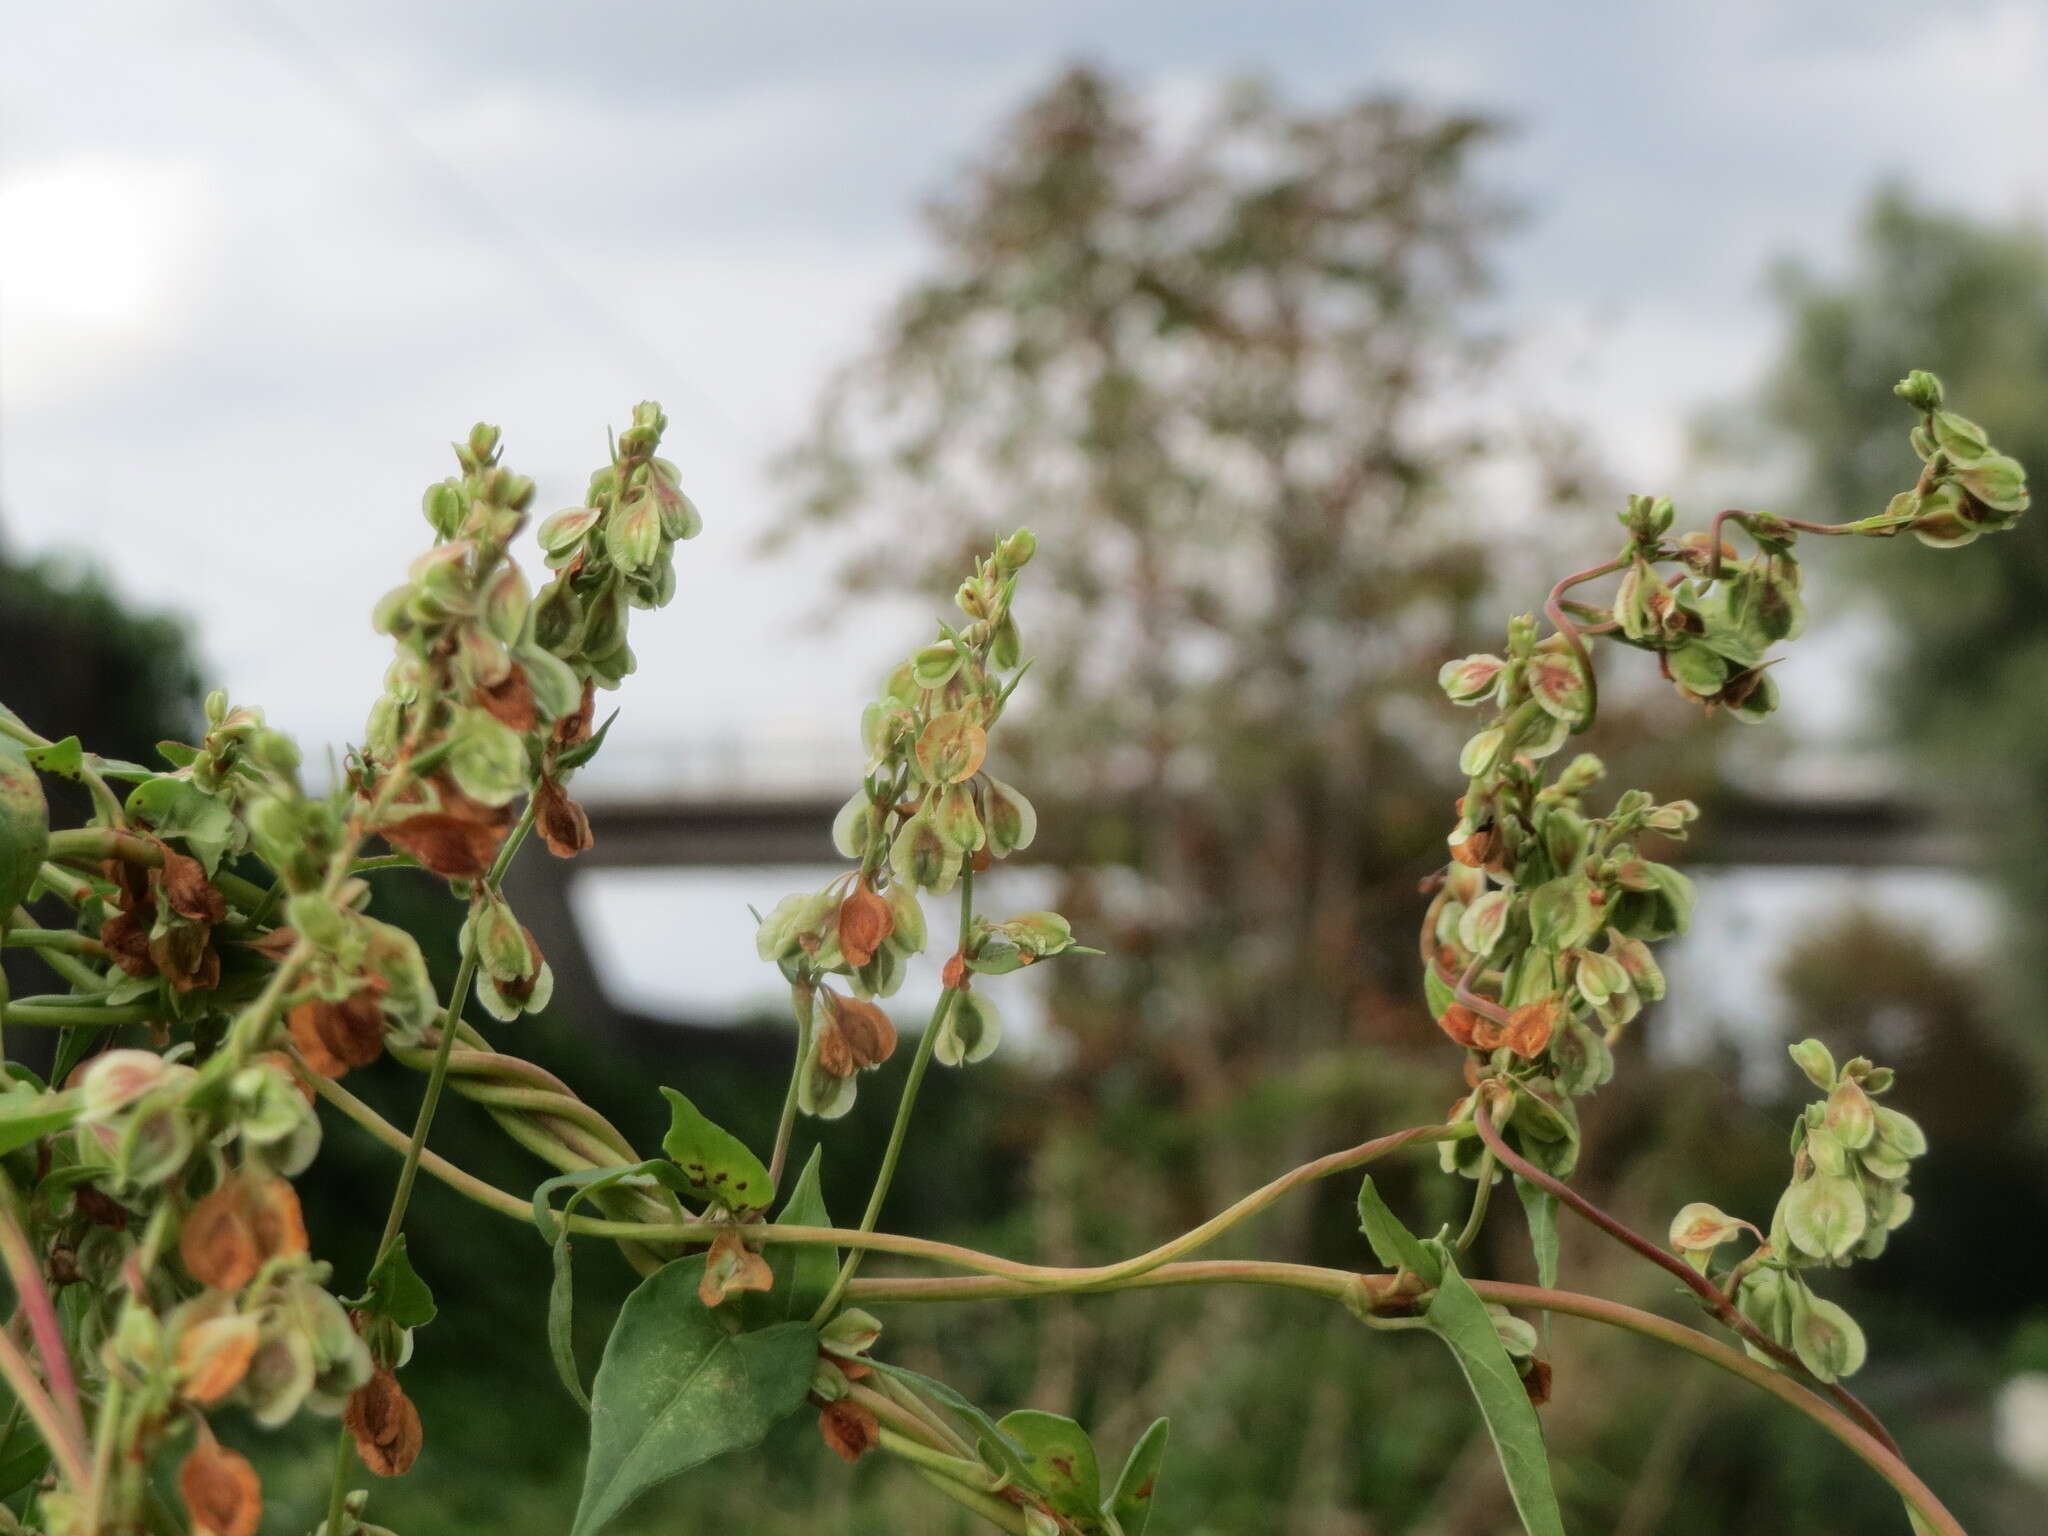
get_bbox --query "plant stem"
[1470,1097,1901,1456]
[847,1262,1965,1536]
[322,1426,355,1536]
[0,1327,89,1491]
[909,1467,1031,1535]
[0,1173,86,1452]
[1455,1150,1497,1251]
[766,983,814,1190]
[813,869,973,1322]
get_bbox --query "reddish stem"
[1471,1097,1902,1457]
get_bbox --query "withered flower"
[288,987,388,1079]
[552,679,597,752]
[380,772,517,879]
[180,1426,262,1536]
[476,665,539,733]
[534,773,593,860]
[834,880,894,969]
[817,1397,880,1464]
[344,1366,425,1477]
[697,1229,775,1309]
[176,1312,262,1404]
[1503,997,1561,1060]
[181,1176,309,1292]
[815,990,897,1078]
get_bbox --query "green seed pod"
[447,709,530,808]
[0,736,51,917]
[934,989,1002,1066]
[983,775,1038,857]
[611,493,664,574]
[1778,1171,1865,1262]
[911,642,962,691]
[1438,653,1506,705]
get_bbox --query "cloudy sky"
[5,0,2047,765]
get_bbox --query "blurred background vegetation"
[7,59,2048,1536]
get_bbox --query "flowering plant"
[0,371,2021,1534]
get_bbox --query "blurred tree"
[774,62,1651,1529]
[1724,186,2048,1088]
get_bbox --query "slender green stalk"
[1455,1149,1497,1251]
[766,984,814,1190]
[909,1466,1030,1535]
[845,1262,1966,1536]
[877,1427,1000,1488]
[0,1328,89,1491]
[0,1000,158,1029]
[814,871,973,1322]
[322,1425,355,1536]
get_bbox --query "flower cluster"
[1668,1040,1927,1382]
[1425,370,2025,1178]
[756,530,1079,1118]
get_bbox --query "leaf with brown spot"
[180,1427,262,1536]
[345,1366,425,1477]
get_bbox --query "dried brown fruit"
[159,844,228,924]
[476,665,539,733]
[535,774,593,860]
[1503,997,1561,1060]
[345,1366,425,1477]
[834,881,894,968]
[380,813,504,879]
[180,1177,307,1292]
[288,990,387,1079]
[552,679,597,751]
[177,1314,261,1404]
[180,1428,262,1536]
[817,1397,880,1464]
[697,1229,776,1308]
[1436,1003,1481,1048]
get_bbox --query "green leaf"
[1357,1175,1443,1286]
[1514,1177,1560,1291]
[772,1148,836,1322]
[0,1086,78,1158]
[123,776,238,873]
[573,1257,817,1536]
[658,1088,775,1212]
[23,736,84,778]
[1105,1417,1170,1536]
[557,709,620,771]
[550,1226,591,1412]
[1,736,51,916]
[997,1410,1101,1524]
[361,1235,437,1329]
[1419,1242,1567,1536]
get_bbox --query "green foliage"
[572,1257,817,1536]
